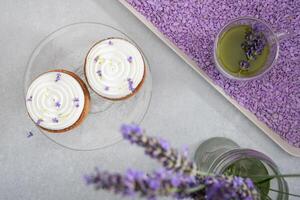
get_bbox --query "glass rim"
[213,16,280,81]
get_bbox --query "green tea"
[223,158,270,199]
[217,25,270,77]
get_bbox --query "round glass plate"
[24,22,152,151]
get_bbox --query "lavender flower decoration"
[36,119,43,125]
[52,117,59,123]
[127,78,134,92]
[96,69,102,77]
[94,56,99,63]
[127,56,133,63]
[73,97,79,102]
[55,73,61,82]
[55,101,61,108]
[73,97,80,108]
[27,95,33,102]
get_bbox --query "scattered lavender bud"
[36,119,43,125]
[127,78,134,92]
[27,131,33,138]
[94,56,99,63]
[73,97,79,102]
[96,70,102,77]
[127,56,133,63]
[55,101,61,108]
[55,73,61,82]
[72,97,80,107]
[52,117,59,123]
[27,96,33,102]
[239,60,250,70]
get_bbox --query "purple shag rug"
[126,0,300,147]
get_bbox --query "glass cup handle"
[276,30,294,41]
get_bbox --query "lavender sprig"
[85,168,258,200]
[190,175,259,200]
[85,124,259,200]
[85,168,198,200]
[120,124,198,176]
[239,26,267,70]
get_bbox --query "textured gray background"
[0,0,299,199]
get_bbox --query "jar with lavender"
[194,137,289,200]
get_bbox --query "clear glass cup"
[194,137,289,200]
[214,16,288,80]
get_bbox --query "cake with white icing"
[26,70,90,133]
[84,38,145,100]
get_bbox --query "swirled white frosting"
[26,71,85,130]
[85,38,145,99]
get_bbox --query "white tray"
[119,0,300,157]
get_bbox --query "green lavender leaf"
[223,158,270,200]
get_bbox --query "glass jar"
[194,137,289,200]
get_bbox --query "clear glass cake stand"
[23,22,152,151]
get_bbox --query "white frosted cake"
[84,38,145,100]
[26,70,90,133]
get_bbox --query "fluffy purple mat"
[126,0,300,147]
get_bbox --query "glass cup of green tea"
[214,17,284,80]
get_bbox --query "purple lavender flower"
[108,40,113,45]
[158,138,170,151]
[195,175,259,200]
[55,101,61,108]
[127,56,133,63]
[127,78,134,92]
[120,124,198,176]
[73,97,80,108]
[240,26,267,69]
[73,97,79,102]
[85,168,258,200]
[27,96,33,102]
[96,69,102,77]
[27,131,33,138]
[94,56,99,63]
[239,60,250,70]
[52,117,59,123]
[85,124,258,200]
[55,73,61,82]
[36,119,43,125]
[85,168,198,199]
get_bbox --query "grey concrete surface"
[0,0,299,199]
